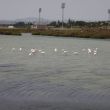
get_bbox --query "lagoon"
[0,34,110,110]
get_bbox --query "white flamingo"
[62,50,69,56]
[93,52,97,55]
[54,48,58,52]
[93,48,98,55]
[38,49,42,52]
[29,52,33,56]
[31,48,36,53]
[40,51,45,54]
[73,51,79,55]
[29,48,37,56]
[88,48,92,54]
[19,48,22,51]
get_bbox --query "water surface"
[0,34,110,110]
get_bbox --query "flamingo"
[31,48,36,53]
[29,52,33,56]
[54,48,58,52]
[93,48,98,55]
[88,48,92,54]
[93,52,97,55]
[40,51,45,54]
[19,48,22,51]
[28,48,37,56]
[73,51,79,55]
[62,49,69,55]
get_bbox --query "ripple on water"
[0,35,110,109]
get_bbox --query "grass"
[0,28,24,36]
[32,28,110,39]
[0,27,110,39]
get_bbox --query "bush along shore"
[0,28,24,36]
[0,28,110,39]
[32,28,110,39]
[0,31,21,36]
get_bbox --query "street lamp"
[108,9,110,21]
[61,3,65,29]
[39,8,42,25]
[107,9,110,29]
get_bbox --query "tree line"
[11,20,110,29]
[48,19,110,28]
[13,22,32,28]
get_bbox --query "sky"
[0,0,110,21]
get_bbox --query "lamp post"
[107,9,110,29]
[39,8,42,25]
[61,3,65,29]
[108,9,110,21]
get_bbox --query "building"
[31,24,48,29]
[8,26,14,29]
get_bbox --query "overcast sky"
[0,0,110,21]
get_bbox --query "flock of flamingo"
[0,47,98,56]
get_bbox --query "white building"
[8,26,14,29]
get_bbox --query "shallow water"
[0,34,110,110]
